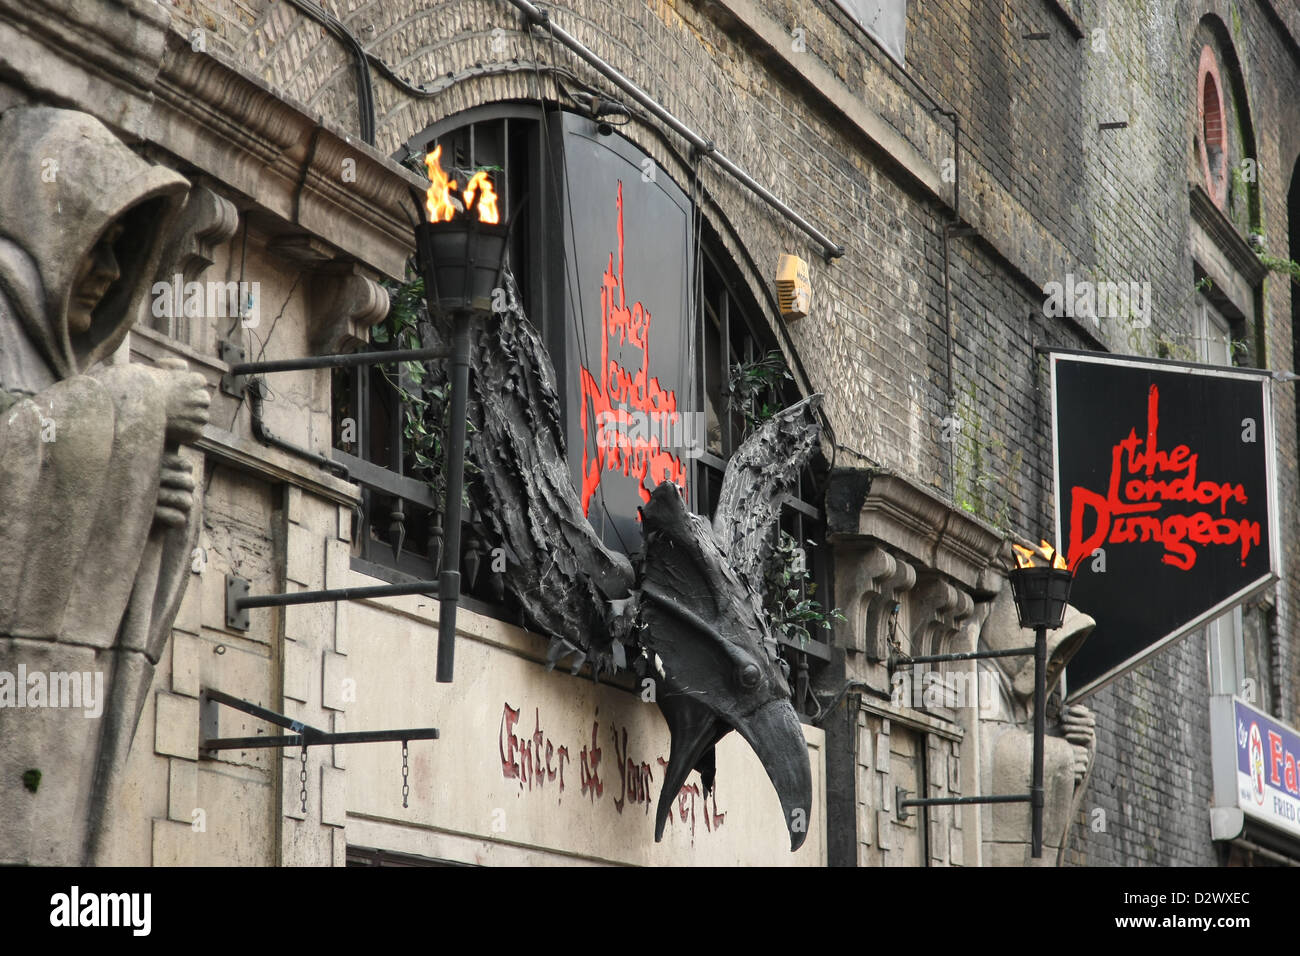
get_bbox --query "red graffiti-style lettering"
[654,755,727,844]
[1066,385,1261,571]
[499,703,521,779]
[708,788,726,832]
[501,703,570,794]
[612,724,655,815]
[579,181,687,516]
[556,746,570,794]
[580,719,603,801]
[499,705,726,830]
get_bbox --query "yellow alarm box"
[775,254,811,320]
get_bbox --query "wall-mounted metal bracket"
[218,339,465,683]
[896,786,912,822]
[889,644,1035,668]
[225,572,440,632]
[885,628,1051,856]
[199,688,439,759]
[219,338,248,398]
[226,574,250,631]
[896,790,1031,823]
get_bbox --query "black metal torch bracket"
[889,564,1076,860]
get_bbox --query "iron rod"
[436,309,472,683]
[899,794,1031,808]
[1031,624,1047,858]
[202,728,440,751]
[504,0,844,259]
[203,689,322,735]
[896,645,1036,666]
[236,580,440,610]
[230,346,453,376]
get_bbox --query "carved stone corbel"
[834,545,917,660]
[309,271,390,355]
[151,184,239,337]
[909,575,974,660]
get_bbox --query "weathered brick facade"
[130,0,1300,864]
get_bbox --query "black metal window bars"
[222,340,464,684]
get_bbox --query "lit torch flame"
[426,145,458,223]
[1013,539,1069,570]
[463,171,500,224]
[425,145,500,224]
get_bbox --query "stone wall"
[7,0,1298,864]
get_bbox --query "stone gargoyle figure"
[0,107,210,865]
[977,585,1097,865]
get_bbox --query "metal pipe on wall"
[503,0,845,261]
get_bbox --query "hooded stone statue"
[977,586,1098,865]
[0,107,210,864]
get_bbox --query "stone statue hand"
[1061,703,1096,784]
[156,357,210,444]
[155,452,196,528]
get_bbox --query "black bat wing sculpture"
[434,272,820,851]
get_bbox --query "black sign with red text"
[1051,351,1277,700]
[558,113,696,553]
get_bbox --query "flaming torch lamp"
[888,539,1079,861]
[214,151,509,691]
[415,146,508,683]
[1010,541,1073,859]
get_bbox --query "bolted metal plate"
[225,574,250,631]
[896,786,912,822]
[219,339,248,398]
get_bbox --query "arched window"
[1197,45,1229,208]
[331,107,831,701]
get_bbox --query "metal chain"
[299,742,309,814]
[401,740,410,809]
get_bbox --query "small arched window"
[1197,46,1228,208]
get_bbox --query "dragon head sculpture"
[438,271,821,850]
[638,482,813,850]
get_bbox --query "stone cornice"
[1188,185,1269,289]
[0,0,423,281]
[1041,0,1085,40]
[826,468,1004,592]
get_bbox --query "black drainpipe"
[247,379,351,480]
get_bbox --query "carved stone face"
[66,223,124,335]
[0,107,188,387]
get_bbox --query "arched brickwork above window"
[1198,44,1229,209]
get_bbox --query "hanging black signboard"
[557,113,697,553]
[1051,350,1278,700]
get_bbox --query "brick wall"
[156,0,1300,864]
